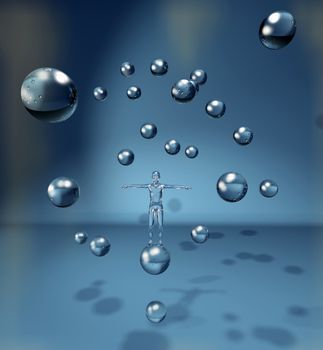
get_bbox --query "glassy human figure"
[122,171,191,245]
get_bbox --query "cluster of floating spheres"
[120,62,135,77]
[259,11,296,50]
[146,301,167,323]
[185,146,199,159]
[47,176,80,207]
[127,86,141,99]
[93,87,107,101]
[217,172,248,203]
[260,179,279,198]
[140,123,157,139]
[140,244,170,275]
[21,68,78,123]
[165,139,181,155]
[206,100,226,118]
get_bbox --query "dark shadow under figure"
[253,326,296,347]
[284,265,304,275]
[225,329,244,342]
[240,229,258,236]
[120,330,170,350]
[74,286,101,302]
[93,297,123,315]
[189,275,220,284]
[167,198,182,212]
[159,287,225,327]
[209,232,224,239]
[179,241,197,251]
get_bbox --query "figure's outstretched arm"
[164,184,192,190]
[121,184,149,189]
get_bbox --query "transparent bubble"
[217,172,248,202]
[260,179,278,198]
[90,236,111,257]
[150,59,168,75]
[233,127,253,145]
[185,145,199,158]
[120,62,135,77]
[140,244,170,275]
[93,87,107,101]
[75,232,88,244]
[171,79,198,103]
[146,301,167,323]
[47,176,80,207]
[140,123,157,139]
[21,67,77,123]
[127,86,141,99]
[165,139,180,155]
[206,100,226,118]
[117,149,135,166]
[259,11,296,49]
[190,69,207,85]
[191,225,209,243]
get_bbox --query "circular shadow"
[74,287,101,302]
[284,265,304,275]
[222,259,236,266]
[121,330,171,350]
[93,297,123,315]
[240,229,258,236]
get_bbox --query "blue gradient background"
[1,0,323,349]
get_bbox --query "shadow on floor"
[179,241,197,251]
[252,326,296,347]
[93,297,123,316]
[120,330,171,350]
[74,286,102,302]
[235,252,274,263]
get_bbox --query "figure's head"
[152,171,160,183]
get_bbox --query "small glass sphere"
[260,179,279,198]
[117,149,135,166]
[127,86,141,99]
[140,244,170,275]
[93,87,107,101]
[146,301,167,323]
[259,11,296,50]
[120,62,135,77]
[90,236,111,257]
[217,172,248,202]
[171,79,197,103]
[47,176,80,207]
[185,145,199,158]
[165,139,180,155]
[140,123,157,139]
[206,100,226,118]
[75,232,88,244]
[233,127,253,145]
[190,69,207,85]
[21,67,77,123]
[191,225,209,243]
[150,59,168,75]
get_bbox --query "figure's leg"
[148,207,155,245]
[157,207,164,245]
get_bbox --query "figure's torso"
[148,183,164,205]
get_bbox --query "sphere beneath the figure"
[140,244,170,275]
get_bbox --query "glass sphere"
[120,62,135,77]
[146,301,167,323]
[75,232,88,244]
[190,69,207,85]
[140,244,170,275]
[233,127,253,145]
[93,87,107,101]
[259,11,296,49]
[150,59,168,75]
[206,100,226,118]
[260,179,278,198]
[165,139,180,155]
[171,79,197,103]
[21,67,77,123]
[185,145,199,158]
[117,149,135,166]
[127,86,141,99]
[47,176,80,207]
[217,172,248,202]
[191,225,209,243]
[90,236,111,257]
[140,123,157,139]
